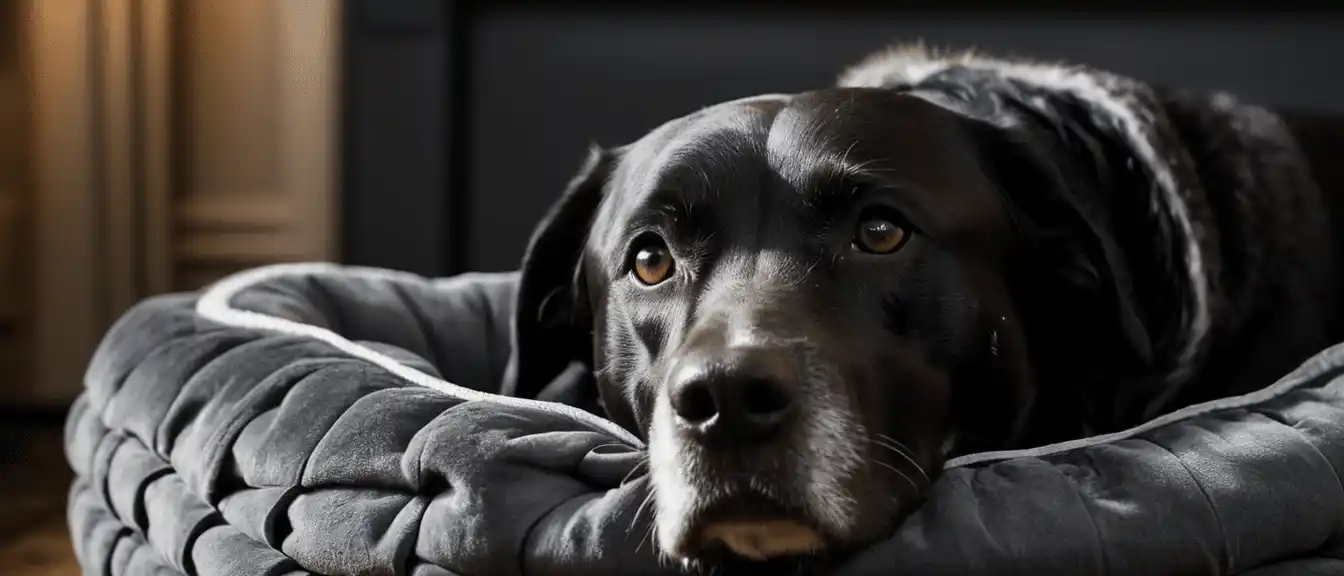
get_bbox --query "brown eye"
[633,243,675,285]
[854,217,909,254]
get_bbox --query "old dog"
[505,45,1344,568]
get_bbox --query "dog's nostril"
[673,380,719,424]
[667,347,799,438]
[741,378,792,420]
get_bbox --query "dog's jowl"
[507,45,1344,567]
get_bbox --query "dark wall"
[344,2,1344,276]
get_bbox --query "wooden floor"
[0,417,81,575]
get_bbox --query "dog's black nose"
[668,347,799,441]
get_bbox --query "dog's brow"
[604,186,697,273]
[621,191,682,235]
[801,154,914,206]
[619,131,759,231]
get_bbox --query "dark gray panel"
[466,10,1344,272]
[342,0,449,277]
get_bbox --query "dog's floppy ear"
[966,103,1157,428]
[504,145,618,400]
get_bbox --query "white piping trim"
[194,263,1333,474]
[195,262,645,447]
[840,46,1211,382]
[945,336,1344,468]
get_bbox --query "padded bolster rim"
[194,262,643,448]
[947,339,1344,468]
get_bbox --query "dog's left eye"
[631,237,676,286]
[853,213,910,254]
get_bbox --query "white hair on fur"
[838,43,1211,383]
[648,391,698,559]
[648,324,862,560]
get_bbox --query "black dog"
[505,45,1344,567]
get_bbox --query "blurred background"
[1,0,1342,572]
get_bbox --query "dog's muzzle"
[666,342,801,445]
[648,328,859,562]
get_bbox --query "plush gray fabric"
[66,265,1344,575]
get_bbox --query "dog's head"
[510,87,1155,565]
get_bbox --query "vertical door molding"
[28,0,102,405]
[173,0,340,289]
[0,1,31,396]
[20,0,338,407]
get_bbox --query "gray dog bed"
[64,263,1344,575]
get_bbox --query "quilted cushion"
[65,263,1344,575]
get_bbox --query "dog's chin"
[649,457,921,566]
[671,489,830,563]
[701,519,825,561]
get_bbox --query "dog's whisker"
[837,140,861,173]
[881,445,930,484]
[619,458,649,486]
[788,257,824,288]
[868,438,931,488]
[876,433,931,482]
[877,432,913,453]
[641,522,664,566]
[873,459,921,492]
[632,489,656,527]
[634,522,655,554]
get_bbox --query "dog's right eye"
[852,206,913,255]
[631,237,675,286]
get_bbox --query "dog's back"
[1279,107,1344,338]
[1152,92,1344,411]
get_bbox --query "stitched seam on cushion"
[140,333,260,455]
[124,339,338,570]
[262,484,306,550]
[1248,406,1344,552]
[97,432,130,525]
[299,372,392,489]
[402,406,470,574]
[94,315,209,427]
[387,281,446,378]
[80,461,239,574]
[304,274,345,335]
[200,359,344,504]
[76,468,195,576]
[394,495,428,576]
[132,467,174,534]
[402,406,452,494]
[1057,461,1110,575]
[481,284,511,393]
[154,335,272,460]
[66,396,104,481]
[954,471,1012,561]
[97,412,234,576]
[103,527,135,576]
[94,297,202,413]
[517,492,592,576]
[1136,435,1231,573]
[178,509,225,576]
[118,471,184,575]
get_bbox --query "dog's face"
[512,87,1151,566]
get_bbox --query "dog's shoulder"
[842,43,1344,414]
[1272,105,1344,270]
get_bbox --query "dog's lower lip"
[678,491,828,561]
[700,519,825,561]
